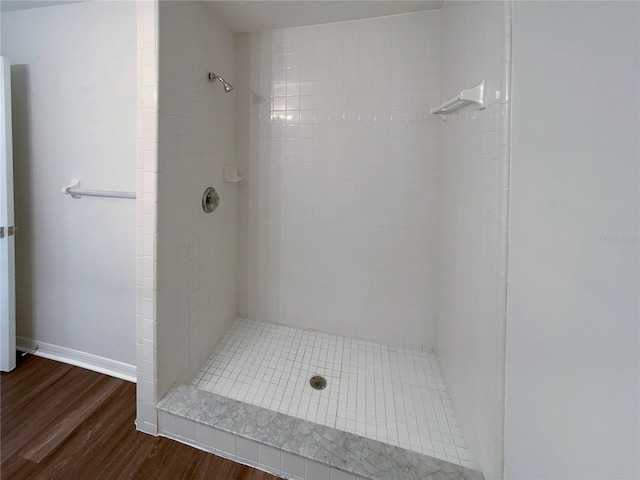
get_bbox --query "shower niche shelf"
[223,165,241,183]
[430,80,486,120]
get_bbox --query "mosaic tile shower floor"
[192,319,473,468]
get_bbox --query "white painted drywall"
[505,2,640,478]
[0,2,137,366]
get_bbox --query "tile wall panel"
[437,2,511,478]
[245,12,442,350]
[155,1,239,399]
[136,0,159,435]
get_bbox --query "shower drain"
[309,375,327,390]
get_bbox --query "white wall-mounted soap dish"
[223,165,242,183]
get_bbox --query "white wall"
[155,1,238,399]
[505,2,640,478]
[1,1,137,366]
[244,12,442,350]
[437,2,511,477]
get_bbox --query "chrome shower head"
[208,72,233,93]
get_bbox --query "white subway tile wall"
[244,12,443,350]
[437,2,511,478]
[136,0,159,435]
[193,319,474,468]
[154,1,238,400]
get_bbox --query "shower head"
[208,72,233,93]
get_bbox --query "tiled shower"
[135,2,510,479]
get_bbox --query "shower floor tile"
[192,318,474,468]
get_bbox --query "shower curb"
[157,384,484,480]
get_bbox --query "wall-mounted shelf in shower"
[223,165,242,183]
[430,81,486,120]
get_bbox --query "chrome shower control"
[202,187,220,213]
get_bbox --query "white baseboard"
[16,337,136,383]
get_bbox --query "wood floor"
[1,355,280,480]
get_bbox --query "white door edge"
[1,56,16,372]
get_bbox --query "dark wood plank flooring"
[1,356,280,480]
